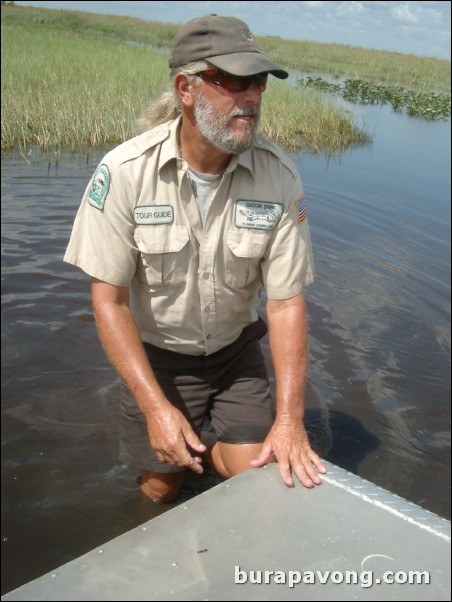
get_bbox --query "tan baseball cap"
[169,14,289,79]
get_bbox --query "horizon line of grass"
[2,3,450,92]
[1,25,371,157]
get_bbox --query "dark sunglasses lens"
[198,70,267,92]
[216,72,248,91]
[218,73,268,92]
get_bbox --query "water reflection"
[300,104,450,522]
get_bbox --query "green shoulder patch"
[88,164,110,211]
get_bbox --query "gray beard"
[193,90,260,154]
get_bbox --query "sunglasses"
[195,69,268,93]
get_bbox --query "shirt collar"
[157,115,182,172]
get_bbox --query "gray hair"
[136,61,209,133]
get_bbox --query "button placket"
[199,218,219,351]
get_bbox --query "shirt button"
[206,334,212,340]
[204,305,211,313]
[203,272,210,280]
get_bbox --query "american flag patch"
[296,196,307,224]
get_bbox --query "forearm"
[91,280,167,418]
[91,278,206,470]
[266,293,308,421]
[254,293,325,486]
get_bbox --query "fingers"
[278,461,295,488]
[185,454,205,474]
[311,451,327,476]
[156,443,205,474]
[249,442,273,468]
[292,460,320,487]
[183,428,207,454]
[251,435,327,489]
[181,427,206,473]
[149,411,207,473]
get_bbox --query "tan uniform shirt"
[64,117,315,355]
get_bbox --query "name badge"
[133,205,174,225]
[235,200,283,231]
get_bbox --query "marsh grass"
[2,3,449,155]
[1,24,370,155]
[262,82,371,153]
[1,26,169,153]
[260,36,450,93]
[3,4,449,91]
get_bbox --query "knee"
[139,470,185,503]
[208,442,260,479]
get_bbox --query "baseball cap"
[169,14,289,79]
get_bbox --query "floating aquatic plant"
[298,76,451,120]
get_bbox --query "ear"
[174,73,196,109]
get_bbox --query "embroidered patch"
[133,205,174,225]
[88,164,110,211]
[296,196,307,224]
[235,200,283,231]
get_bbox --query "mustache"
[229,105,260,118]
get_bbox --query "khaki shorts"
[119,318,274,473]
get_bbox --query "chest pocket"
[225,229,272,290]
[134,226,190,289]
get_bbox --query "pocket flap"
[135,226,189,254]
[227,229,272,258]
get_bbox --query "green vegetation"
[299,76,451,120]
[1,3,449,157]
[3,3,449,90]
[261,81,370,153]
[260,36,450,93]
[1,26,169,153]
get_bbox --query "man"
[64,14,326,502]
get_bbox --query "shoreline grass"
[2,4,449,157]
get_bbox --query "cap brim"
[207,52,288,79]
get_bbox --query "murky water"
[1,103,450,594]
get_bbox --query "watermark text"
[234,566,430,589]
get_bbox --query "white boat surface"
[2,461,450,601]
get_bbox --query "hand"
[250,417,327,487]
[146,404,206,474]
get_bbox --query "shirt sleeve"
[63,159,138,287]
[261,168,315,299]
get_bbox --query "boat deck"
[2,461,450,601]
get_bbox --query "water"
[1,104,450,594]
[299,104,450,517]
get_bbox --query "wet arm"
[90,278,205,471]
[251,293,326,486]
